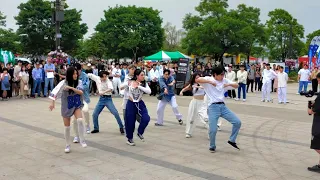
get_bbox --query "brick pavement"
[0,83,319,180]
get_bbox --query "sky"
[0,0,319,39]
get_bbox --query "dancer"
[72,63,91,144]
[196,66,241,152]
[87,71,124,134]
[123,69,151,146]
[155,69,183,126]
[277,66,288,104]
[261,63,277,102]
[49,66,87,153]
[180,72,206,138]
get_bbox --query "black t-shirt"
[312,94,320,136]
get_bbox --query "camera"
[300,91,320,115]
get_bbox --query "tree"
[15,0,87,55]
[266,9,304,61]
[0,11,21,53]
[0,11,6,27]
[95,5,164,60]
[182,0,260,63]
[163,22,185,51]
[303,30,320,55]
[229,4,267,63]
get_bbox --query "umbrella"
[144,51,193,61]
[15,57,31,64]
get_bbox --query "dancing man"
[155,69,183,126]
[49,66,87,153]
[72,63,91,144]
[123,69,151,146]
[261,63,277,102]
[196,66,241,153]
[88,71,124,134]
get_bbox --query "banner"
[309,36,318,69]
[175,58,189,89]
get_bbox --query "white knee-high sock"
[83,111,90,128]
[77,118,85,142]
[64,126,71,145]
[72,117,79,137]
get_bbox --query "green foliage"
[95,5,164,59]
[0,11,6,27]
[0,28,22,53]
[288,71,298,81]
[266,9,304,61]
[15,0,87,55]
[75,33,106,60]
[182,1,266,63]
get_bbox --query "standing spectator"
[297,64,311,94]
[273,65,280,92]
[26,63,33,97]
[277,66,288,104]
[204,62,213,75]
[13,61,22,96]
[1,68,11,100]
[44,58,55,97]
[7,63,14,98]
[271,64,277,92]
[19,65,29,99]
[58,64,66,83]
[311,67,320,92]
[236,65,248,102]
[255,66,262,91]
[247,65,255,93]
[31,62,43,98]
[149,64,160,96]
[91,65,98,95]
[112,63,122,96]
[226,64,236,99]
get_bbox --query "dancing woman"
[179,72,206,138]
[123,69,151,146]
[49,67,87,153]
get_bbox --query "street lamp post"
[51,0,65,51]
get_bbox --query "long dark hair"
[131,69,146,87]
[66,66,79,94]
[185,72,202,92]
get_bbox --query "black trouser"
[91,80,97,94]
[150,81,158,96]
[247,79,254,92]
[312,79,318,92]
[271,79,275,92]
[228,90,236,98]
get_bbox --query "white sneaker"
[296,93,300,95]
[64,145,71,153]
[185,134,191,138]
[73,137,79,143]
[80,141,87,148]
[235,98,240,101]
[261,99,265,102]
[242,99,246,102]
[86,126,91,134]
[217,126,221,131]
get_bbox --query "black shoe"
[178,119,183,125]
[137,133,145,142]
[120,128,125,135]
[155,123,163,126]
[308,165,320,173]
[126,139,135,146]
[91,130,99,134]
[209,148,216,153]
[228,141,240,150]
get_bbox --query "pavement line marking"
[35,98,310,147]
[0,116,229,180]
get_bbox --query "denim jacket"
[80,72,90,104]
[159,76,175,101]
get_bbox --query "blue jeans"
[92,96,124,130]
[238,83,246,99]
[207,103,241,149]
[298,81,308,93]
[44,78,54,97]
[32,79,41,96]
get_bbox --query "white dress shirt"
[112,68,121,79]
[262,69,277,83]
[277,72,288,88]
[150,68,160,82]
[226,70,236,82]
[88,74,113,95]
[236,70,248,84]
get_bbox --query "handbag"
[24,84,28,91]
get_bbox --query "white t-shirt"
[112,68,121,79]
[199,77,234,105]
[298,69,311,81]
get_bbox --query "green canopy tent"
[144,51,193,61]
[0,49,15,65]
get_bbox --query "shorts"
[310,135,320,150]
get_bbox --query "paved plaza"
[0,83,319,180]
